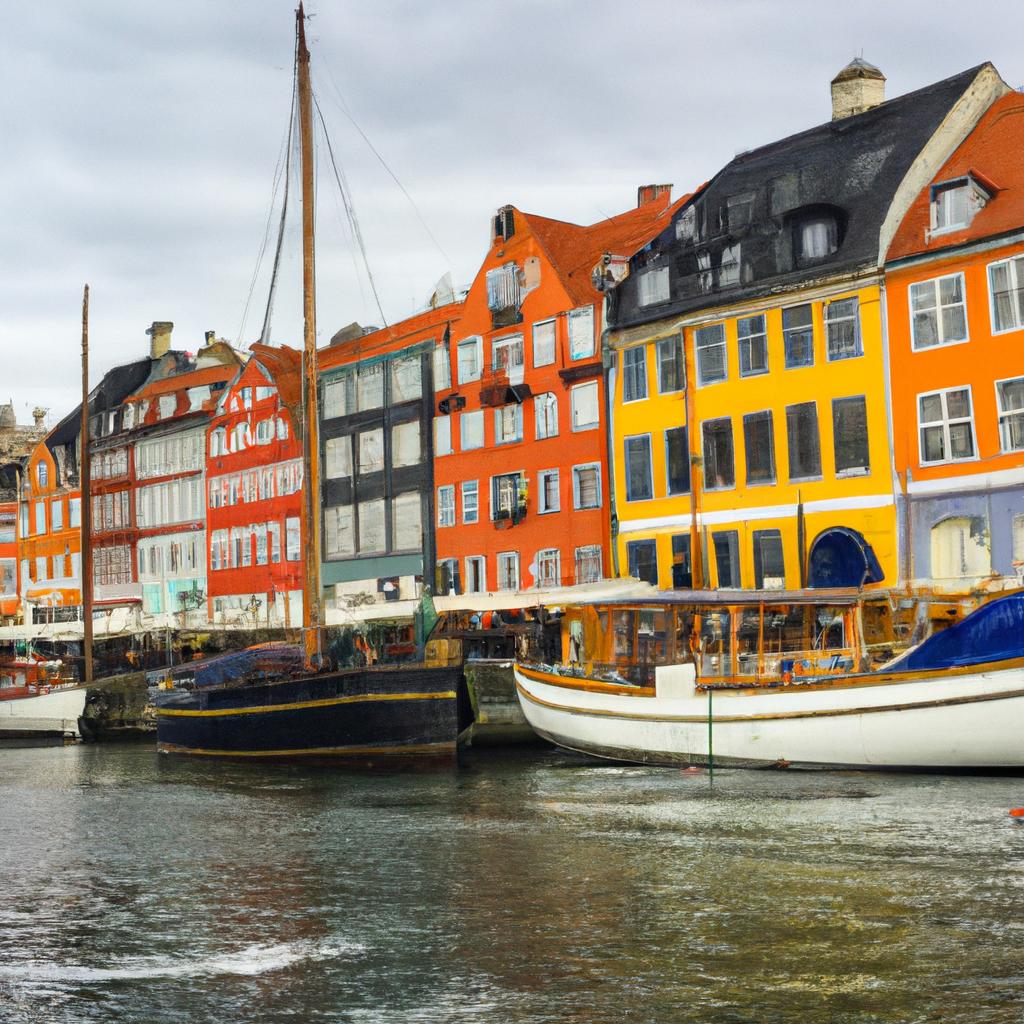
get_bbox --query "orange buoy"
[1009,808,1024,819]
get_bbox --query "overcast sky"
[3,0,1023,424]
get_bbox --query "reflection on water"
[1,744,1024,1023]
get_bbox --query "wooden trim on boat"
[514,676,1024,724]
[514,663,656,697]
[156,690,457,718]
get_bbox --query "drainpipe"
[601,320,621,579]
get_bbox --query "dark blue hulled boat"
[150,655,463,761]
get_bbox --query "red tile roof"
[127,364,237,402]
[521,190,695,307]
[887,91,1024,262]
[249,344,302,410]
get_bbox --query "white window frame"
[574,545,602,585]
[918,386,977,466]
[537,469,560,514]
[437,485,455,528]
[492,333,525,384]
[570,381,600,432]
[494,404,523,445]
[824,297,862,361]
[533,318,556,367]
[695,323,727,386]
[460,409,484,451]
[638,267,670,307]
[497,551,520,591]
[435,415,453,457]
[621,346,647,404]
[433,340,451,391]
[995,376,1024,454]
[988,255,1024,335]
[535,548,560,589]
[461,480,479,524]
[572,463,601,510]
[737,314,768,377]
[534,392,559,440]
[909,272,969,351]
[457,336,483,384]
[568,306,595,360]
[465,555,487,594]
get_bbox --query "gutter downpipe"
[601,313,621,579]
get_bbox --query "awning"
[807,527,884,589]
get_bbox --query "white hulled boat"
[514,588,1024,770]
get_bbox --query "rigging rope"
[312,91,389,330]
[259,65,299,345]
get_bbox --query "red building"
[432,189,684,596]
[206,344,305,626]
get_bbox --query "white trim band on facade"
[617,493,895,535]
[907,464,1024,497]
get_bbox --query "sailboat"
[150,6,464,760]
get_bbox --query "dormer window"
[158,394,176,419]
[799,216,838,261]
[637,267,670,307]
[37,463,48,489]
[930,176,988,235]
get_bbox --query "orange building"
[19,425,83,623]
[432,189,684,596]
[886,90,1024,585]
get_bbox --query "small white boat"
[514,589,1024,770]
[0,684,86,742]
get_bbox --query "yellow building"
[604,59,1006,591]
[610,281,896,590]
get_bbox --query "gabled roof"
[522,193,692,307]
[887,90,1024,262]
[248,344,302,409]
[610,63,1001,330]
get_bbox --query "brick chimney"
[146,321,174,359]
[638,184,672,207]
[831,58,885,120]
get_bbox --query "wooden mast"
[296,4,323,670]
[80,284,93,685]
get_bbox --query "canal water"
[1,745,1023,1024]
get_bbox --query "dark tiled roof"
[610,64,991,330]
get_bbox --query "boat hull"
[0,686,87,742]
[514,662,1024,770]
[153,665,463,761]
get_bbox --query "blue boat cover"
[888,591,1024,672]
[146,643,305,688]
[807,527,884,589]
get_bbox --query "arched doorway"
[807,527,884,589]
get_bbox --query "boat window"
[736,607,761,676]
[637,610,668,665]
[815,607,846,650]
[700,610,731,677]
[613,610,635,658]
[673,609,695,661]
[763,606,810,654]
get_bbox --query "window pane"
[657,335,684,392]
[626,540,658,585]
[695,324,726,384]
[737,315,768,376]
[568,307,595,359]
[665,427,690,494]
[390,355,422,403]
[825,298,861,360]
[713,531,739,588]
[702,418,735,489]
[922,424,945,462]
[461,481,479,524]
[753,529,785,589]
[832,397,870,473]
[625,436,653,501]
[622,347,647,402]
[356,365,384,410]
[786,403,821,479]
[533,320,556,367]
[358,429,384,475]
[742,412,775,484]
[945,389,970,420]
[392,421,421,467]
[392,492,422,550]
[949,422,975,459]
[535,392,559,439]
[782,304,814,368]
[571,383,599,430]
[324,505,354,557]
[460,410,484,450]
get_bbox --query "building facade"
[318,305,460,620]
[886,90,1024,587]
[432,194,682,598]
[206,345,305,626]
[606,61,1008,592]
